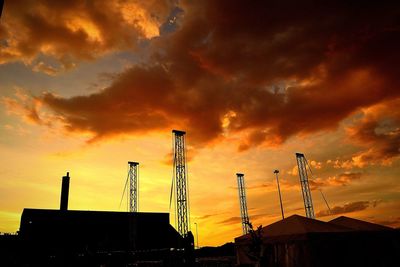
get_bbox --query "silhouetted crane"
[237,173,250,234]
[119,161,139,212]
[172,130,190,237]
[295,153,315,219]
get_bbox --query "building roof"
[20,208,182,251]
[261,215,349,236]
[235,215,351,245]
[329,216,394,231]
[21,208,168,217]
[235,214,350,244]
[235,214,396,245]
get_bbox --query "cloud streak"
[309,172,363,189]
[316,201,372,217]
[218,213,271,226]
[231,171,363,193]
[373,217,400,228]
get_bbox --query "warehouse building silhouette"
[14,172,187,266]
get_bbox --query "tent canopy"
[329,216,394,231]
[235,214,350,244]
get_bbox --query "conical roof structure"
[329,216,394,231]
[235,214,350,244]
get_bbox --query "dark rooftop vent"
[60,172,70,211]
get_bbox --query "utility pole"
[172,130,190,237]
[60,172,70,211]
[128,162,139,212]
[194,222,199,249]
[0,1,3,18]
[274,170,285,220]
[295,153,315,219]
[236,173,250,234]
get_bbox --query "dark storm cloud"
[7,1,400,150]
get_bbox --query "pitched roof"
[235,214,350,243]
[262,215,350,236]
[329,216,394,231]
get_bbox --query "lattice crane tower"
[172,130,190,237]
[295,153,315,219]
[236,173,250,234]
[128,161,139,212]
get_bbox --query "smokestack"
[60,172,70,211]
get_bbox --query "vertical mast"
[172,130,190,237]
[128,161,139,212]
[236,173,250,234]
[295,153,315,219]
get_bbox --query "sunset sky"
[1,0,400,246]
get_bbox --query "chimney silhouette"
[60,172,70,211]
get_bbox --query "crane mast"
[128,161,139,212]
[295,153,315,219]
[172,130,190,237]
[236,173,250,234]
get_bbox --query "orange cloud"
[346,98,400,166]
[0,0,172,70]
[4,1,400,152]
[309,172,363,189]
[2,89,42,125]
[327,159,355,170]
[32,61,58,76]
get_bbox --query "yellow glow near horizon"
[1,125,400,245]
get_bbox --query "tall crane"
[236,173,250,235]
[295,153,315,219]
[172,130,190,237]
